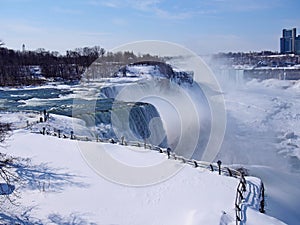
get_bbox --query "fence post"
[227,167,232,177]
[167,148,171,159]
[194,161,198,168]
[259,182,265,213]
[217,160,222,175]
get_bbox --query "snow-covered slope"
[0,114,285,225]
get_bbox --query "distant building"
[280,28,300,54]
[295,35,300,55]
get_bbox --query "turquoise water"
[0,87,73,112]
[0,85,168,147]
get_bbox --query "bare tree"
[0,123,18,204]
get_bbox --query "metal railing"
[235,175,247,224]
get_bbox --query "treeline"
[0,46,105,86]
[0,43,163,86]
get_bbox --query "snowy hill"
[114,61,193,85]
[0,113,285,225]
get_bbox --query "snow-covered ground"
[0,123,284,225]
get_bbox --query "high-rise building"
[295,35,300,55]
[280,28,297,54]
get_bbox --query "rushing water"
[0,84,168,147]
[0,87,73,113]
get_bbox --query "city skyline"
[1,0,300,54]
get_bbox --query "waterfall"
[72,98,168,147]
[215,68,245,90]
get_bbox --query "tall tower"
[280,28,296,54]
[22,44,25,52]
[295,35,300,55]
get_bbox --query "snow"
[232,65,300,70]
[215,77,300,224]
[220,78,300,165]
[246,166,300,224]
[126,65,163,77]
[0,111,40,129]
[0,83,71,91]
[1,130,236,225]
[246,208,286,225]
[0,112,92,138]
[0,114,284,224]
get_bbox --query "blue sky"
[0,0,299,54]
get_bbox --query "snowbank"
[0,113,285,224]
[1,130,237,224]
